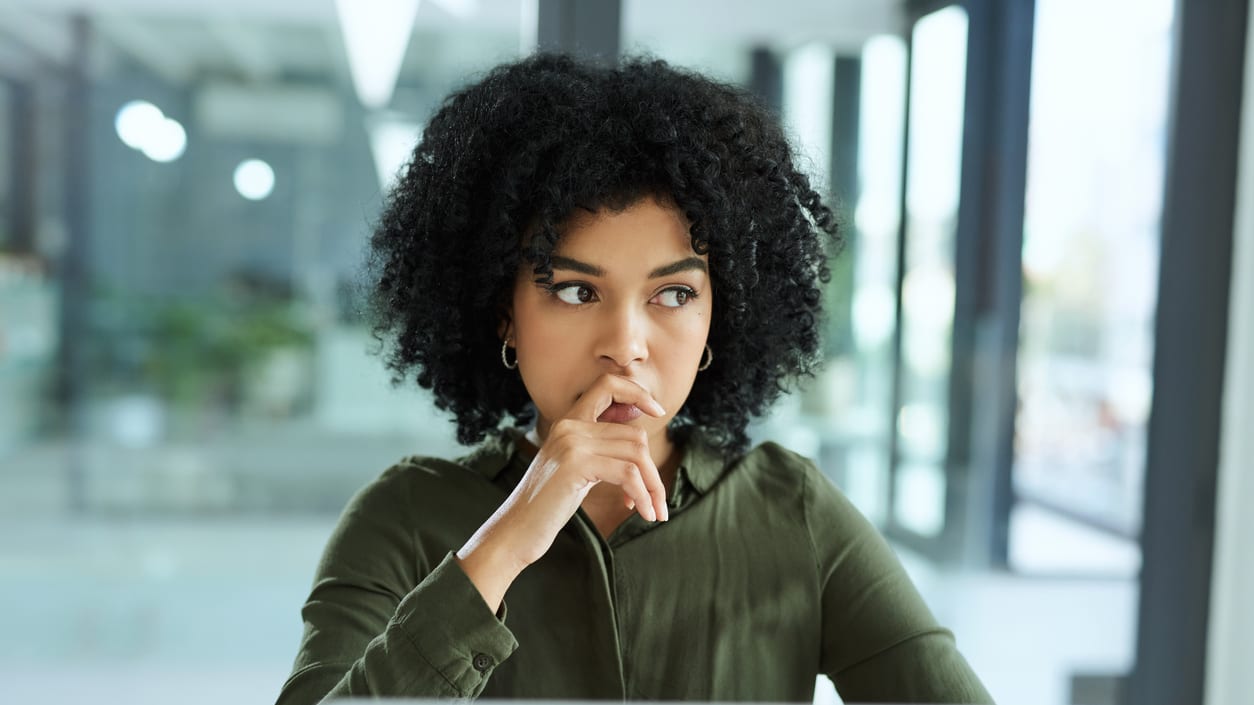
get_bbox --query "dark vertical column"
[886,25,915,536]
[888,0,1034,564]
[830,56,861,210]
[1126,0,1248,703]
[55,14,92,512]
[536,0,620,66]
[826,55,861,356]
[933,0,1035,564]
[7,80,37,254]
[748,47,783,115]
[963,0,1035,568]
[943,1,988,559]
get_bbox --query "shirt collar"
[672,427,731,495]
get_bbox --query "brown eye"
[554,284,597,305]
[654,287,697,308]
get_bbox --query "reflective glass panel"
[893,5,968,537]
[1011,0,1173,574]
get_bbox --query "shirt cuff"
[391,550,519,696]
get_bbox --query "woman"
[277,53,993,704]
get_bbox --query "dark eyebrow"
[549,255,707,279]
[549,255,605,277]
[648,257,707,278]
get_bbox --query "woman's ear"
[497,308,514,341]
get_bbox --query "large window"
[892,5,968,539]
[838,35,908,526]
[1011,0,1174,575]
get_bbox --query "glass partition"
[1011,0,1174,575]
[892,5,968,538]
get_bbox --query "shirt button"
[472,653,493,673]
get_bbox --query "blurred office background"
[0,1,1249,704]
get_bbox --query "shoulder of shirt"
[371,454,484,487]
[675,432,826,496]
[735,439,823,480]
[742,439,816,465]
[698,439,826,508]
[737,439,854,515]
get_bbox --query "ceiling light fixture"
[115,100,186,163]
[333,0,422,110]
[234,159,276,201]
[141,117,187,163]
[114,100,163,150]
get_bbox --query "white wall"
[1205,6,1254,704]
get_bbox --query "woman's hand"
[455,373,669,611]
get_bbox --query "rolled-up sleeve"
[276,467,518,704]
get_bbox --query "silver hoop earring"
[698,344,713,372]
[501,339,518,370]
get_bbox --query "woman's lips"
[597,402,643,423]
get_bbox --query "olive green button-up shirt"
[277,427,993,704]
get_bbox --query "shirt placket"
[569,506,629,700]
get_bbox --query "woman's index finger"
[568,374,666,422]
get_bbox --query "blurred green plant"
[86,284,314,415]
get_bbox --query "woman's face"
[505,195,713,443]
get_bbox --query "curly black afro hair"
[363,53,841,453]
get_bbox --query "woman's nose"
[596,302,649,368]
